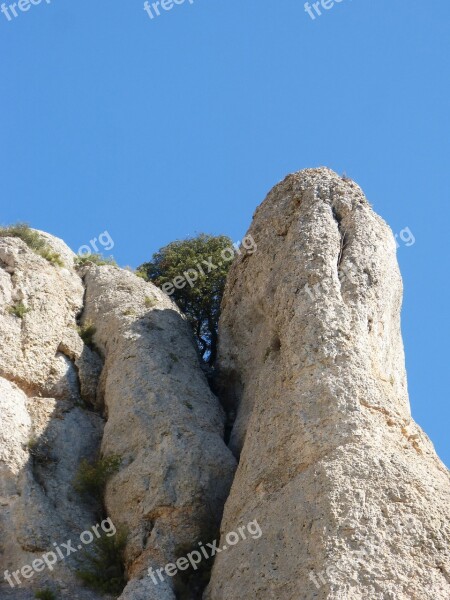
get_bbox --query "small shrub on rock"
[74,254,117,267]
[0,223,63,266]
[144,296,156,308]
[77,321,96,347]
[8,301,30,319]
[34,589,57,600]
[74,455,121,500]
[76,528,127,594]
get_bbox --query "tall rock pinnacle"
[206,168,450,599]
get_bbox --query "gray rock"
[0,234,106,598]
[81,265,236,598]
[0,376,104,598]
[0,229,236,599]
[0,235,85,398]
[206,168,450,599]
[2,175,448,600]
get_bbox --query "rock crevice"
[0,232,236,600]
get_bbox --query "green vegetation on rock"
[74,253,117,267]
[138,234,233,365]
[76,528,127,595]
[8,301,30,319]
[0,223,63,266]
[73,455,121,501]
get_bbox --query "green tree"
[138,234,234,365]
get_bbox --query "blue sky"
[1,0,449,465]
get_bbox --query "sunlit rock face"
[81,265,236,600]
[0,232,235,600]
[0,233,104,599]
[1,171,449,600]
[206,168,450,600]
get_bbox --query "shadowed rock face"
[0,233,235,600]
[81,266,236,600]
[0,235,106,599]
[206,168,450,599]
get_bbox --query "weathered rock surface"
[0,231,235,600]
[80,265,236,599]
[0,234,106,599]
[206,168,450,599]
[0,236,84,398]
[2,170,449,600]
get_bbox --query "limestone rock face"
[206,168,450,599]
[0,232,235,599]
[0,236,85,398]
[0,234,105,599]
[1,174,449,600]
[80,266,236,599]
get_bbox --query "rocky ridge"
[0,168,449,600]
[0,231,235,600]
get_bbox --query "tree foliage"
[138,234,234,365]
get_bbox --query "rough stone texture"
[0,231,236,599]
[2,176,449,600]
[35,229,79,269]
[206,168,450,599]
[0,233,106,599]
[0,365,105,599]
[81,265,236,599]
[0,235,85,399]
[0,230,236,599]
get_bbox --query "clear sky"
[1,0,449,465]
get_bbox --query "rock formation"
[206,168,450,599]
[0,235,105,599]
[0,167,449,600]
[0,232,235,600]
[81,265,236,600]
